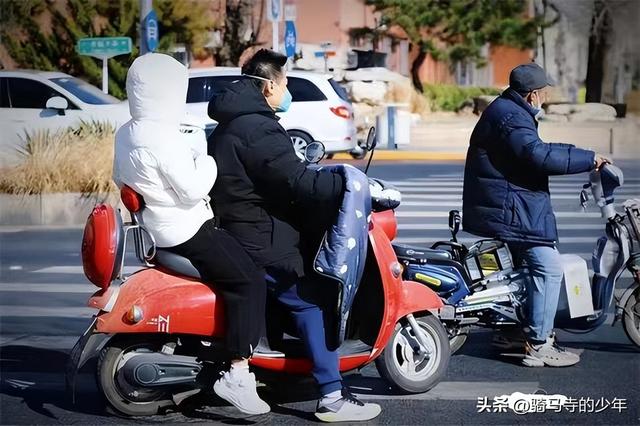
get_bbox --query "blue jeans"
[509,244,564,343]
[265,273,342,395]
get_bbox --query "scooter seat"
[155,250,201,279]
[393,244,452,262]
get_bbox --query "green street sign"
[77,37,132,57]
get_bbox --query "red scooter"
[67,139,450,417]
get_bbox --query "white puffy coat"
[112,53,216,247]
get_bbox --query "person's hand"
[595,154,612,170]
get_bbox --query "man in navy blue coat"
[462,63,610,367]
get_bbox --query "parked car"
[0,70,207,166]
[186,67,362,159]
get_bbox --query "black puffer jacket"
[207,79,344,276]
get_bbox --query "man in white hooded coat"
[112,53,269,415]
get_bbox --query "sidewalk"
[335,116,640,161]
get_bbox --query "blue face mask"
[276,88,292,112]
[243,73,291,113]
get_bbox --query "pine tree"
[1,0,213,99]
[365,0,544,90]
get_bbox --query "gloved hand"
[369,178,401,211]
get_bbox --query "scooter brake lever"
[580,186,590,211]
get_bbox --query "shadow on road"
[0,345,105,419]
[1,344,386,423]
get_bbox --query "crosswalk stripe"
[395,236,596,244]
[0,306,94,317]
[403,177,640,182]
[389,181,640,189]
[395,211,603,218]
[0,283,94,293]
[397,223,604,231]
[389,187,639,194]
[353,381,540,401]
[33,265,143,274]
[402,193,633,201]
[398,201,628,209]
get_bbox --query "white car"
[186,67,362,158]
[0,70,207,166]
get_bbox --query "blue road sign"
[144,10,159,52]
[284,21,296,58]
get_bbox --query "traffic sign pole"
[268,0,282,52]
[102,57,108,93]
[273,23,279,52]
[77,37,132,94]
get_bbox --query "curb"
[332,151,466,161]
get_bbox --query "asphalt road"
[1,160,639,425]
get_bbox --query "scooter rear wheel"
[97,336,176,416]
[622,287,640,349]
[375,314,450,394]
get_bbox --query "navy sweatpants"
[266,274,342,395]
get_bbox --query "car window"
[50,77,119,105]
[187,76,246,103]
[328,78,350,103]
[287,77,327,102]
[7,77,74,109]
[0,78,9,108]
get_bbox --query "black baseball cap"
[509,63,555,94]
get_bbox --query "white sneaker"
[315,388,381,422]
[522,339,580,367]
[212,368,270,415]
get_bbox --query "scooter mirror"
[304,141,326,164]
[365,127,377,151]
[448,210,461,242]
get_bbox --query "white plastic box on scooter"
[557,254,595,319]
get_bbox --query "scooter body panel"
[94,268,226,337]
[367,216,444,360]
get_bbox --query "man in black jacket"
[207,49,381,423]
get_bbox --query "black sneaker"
[314,388,381,423]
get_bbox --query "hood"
[126,53,187,124]
[208,78,275,124]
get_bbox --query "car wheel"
[288,130,312,161]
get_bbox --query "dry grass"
[385,80,432,118]
[0,120,118,195]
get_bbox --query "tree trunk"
[215,0,262,66]
[585,1,609,103]
[411,49,427,92]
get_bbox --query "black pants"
[165,219,266,359]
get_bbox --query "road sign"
[77,37,132,94]
[267,0,283,22]
[284,21,296,58]
[77,37,132,57]
[284,4,296,20]
[314,51,336,57]
[144,9,159,52]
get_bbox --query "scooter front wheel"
[622,287,640,349]
[97,336,176,416]
[375,314,450,394]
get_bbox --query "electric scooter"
[66,129,451,416]
[393,165,640,353]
